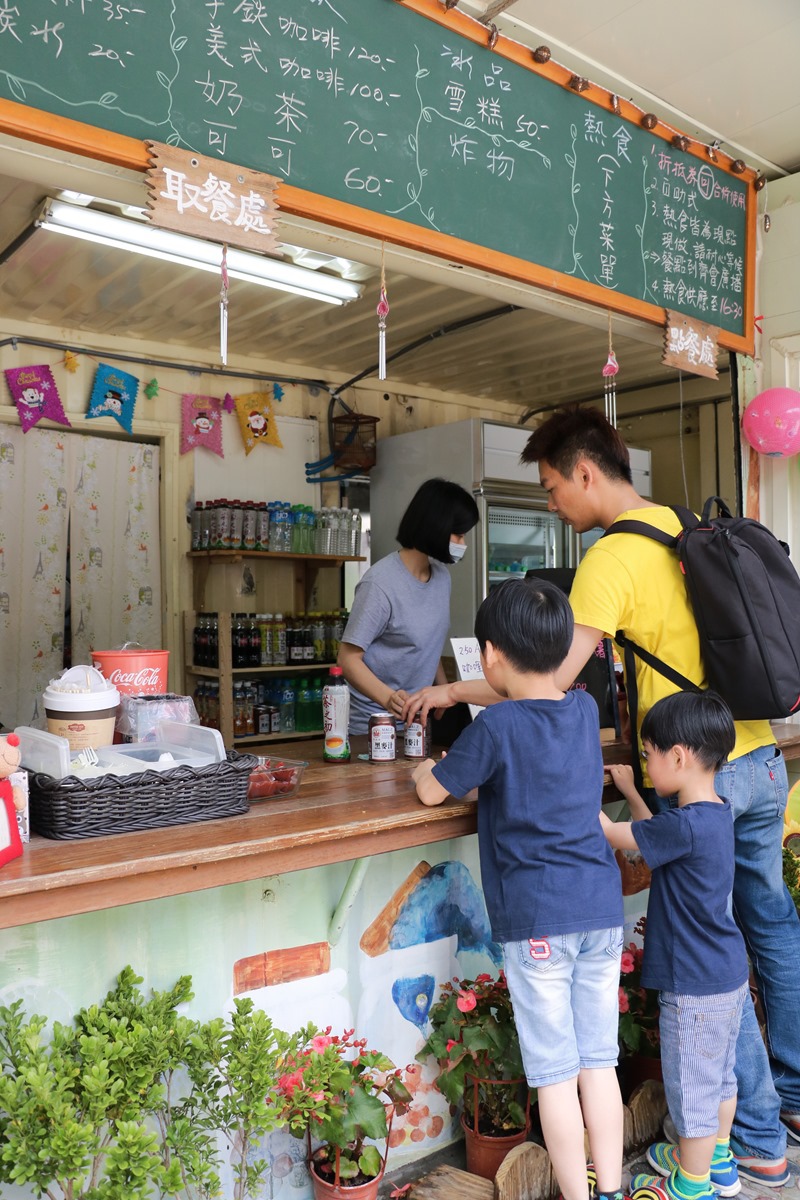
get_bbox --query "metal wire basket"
[331,414,379,470]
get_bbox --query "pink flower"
[309,1090,325,1103]
[456,989,477,1012]
[618,987,630,1014]
[311,1034,333,1053]
[475,973,492,984]
[277,1067,306,1096]
[620,950,636,974]
[445,1039,459,1052]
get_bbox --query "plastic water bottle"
[322,665,350,761]
[280,679,296,733]
[296,679,314,733]
[350,508,362,557]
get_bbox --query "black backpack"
[604,496,800,722]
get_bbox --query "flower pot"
[461,1114,529,1180]
[309,1159,385,1200]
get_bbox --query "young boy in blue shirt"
[413,579,625,1200]
[602,691,748,1200]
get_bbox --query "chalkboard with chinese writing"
[0,0,748,335]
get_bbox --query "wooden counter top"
[2,724,799,931]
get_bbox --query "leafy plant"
[416,973,528,1136]
[618,916,660,1059]
[279,1028,412,1187]
[784,844,800,913]
[0,966,305,1200]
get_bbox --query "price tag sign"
[450,638,486,721]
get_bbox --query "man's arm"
[554,623,605,691]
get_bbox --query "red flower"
[456,990,477,1013]
[445,1039,458,1052]
[475,973,493,983]
[618,987,630,1014]
[620,950,636,974]
[311,1034,333,1053]
[277,1068,306,1096]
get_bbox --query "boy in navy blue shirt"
[602,691,748,1200]
[413,579,625,1200]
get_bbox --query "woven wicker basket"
[29,751,257,840]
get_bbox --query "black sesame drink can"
[368,712,396,762]
[403,716,430,759]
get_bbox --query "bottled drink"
[256,503,270,551]
[193,614,205,666]
[244,682,257,736]
[311,613,326,663]
[230,501,244,550]
[327,508,340,557]
[322,665,350,762]
[242,502,257,551]
[207,500,219,550]
[296,678,314,733]
[248,616,261,667]
[208,612,219,668]
[217,500,232,550]
[268,502,282,553]
[272,612,287,665]
[191,501,204,550]
[288,615,304,664]
[259,614,273,666]
[280,679,296,733]
[200,502,213,550]
[312,677,324,730]
[194,681,207,725]
[351,508,362,557]
[233,682,247,738]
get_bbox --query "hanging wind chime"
[219,243,229,366]
[602,312,619,427]
[377,244,390,381]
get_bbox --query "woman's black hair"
[396,477,480,564]
[641,690,736,772]
[474,578,573,674]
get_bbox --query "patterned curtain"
[0,427,162,730]
[0,426,70,729]
[69,437,161,666]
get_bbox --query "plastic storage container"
[246,755,307,800]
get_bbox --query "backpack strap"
[613,631,703,696]
[604,519,677,546]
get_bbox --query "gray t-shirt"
[342,551,451,734]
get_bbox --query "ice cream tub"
[43,666,120,751]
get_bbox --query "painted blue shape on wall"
[392,974,435,1030]
[389,862,501,964]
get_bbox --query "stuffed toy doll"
[0,732,24,867]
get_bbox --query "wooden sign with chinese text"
[662,310,720,379]
[145,142,281,254]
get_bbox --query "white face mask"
[449,541,467,562]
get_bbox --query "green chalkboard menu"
[0,0,749,337]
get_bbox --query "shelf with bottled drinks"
[184,609,349,749]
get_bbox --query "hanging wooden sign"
[144,141,281,254]
[662,310,720,379]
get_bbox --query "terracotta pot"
[309,1155,385,1200]
[461,1114,529,1180]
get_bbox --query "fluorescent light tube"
[37,198,362,306]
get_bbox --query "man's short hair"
[641,691,736,772]
[520,404,633,484]
[475,578,573,674]
[396,477,479,564]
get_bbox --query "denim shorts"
[659,982,748,1138]
[503,927,623,1087]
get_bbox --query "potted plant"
[416,972,530,1180]
[278,1027,412,1200]
[618,917,661,1097]
[783,844,800,913]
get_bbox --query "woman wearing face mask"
[337,477,479,734]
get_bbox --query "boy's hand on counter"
[606,763,637,799]
[412,756,449,807]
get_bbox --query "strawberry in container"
[247,755,307,800]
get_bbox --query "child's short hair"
[474,578,573,673]
[640,690,736,772]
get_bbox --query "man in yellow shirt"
[404,404,800,1185]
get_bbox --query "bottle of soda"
[322,665,350,762]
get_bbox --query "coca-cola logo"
[106,666,163,689]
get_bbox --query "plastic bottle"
[256,503,270,551]
[259,613,273,666]
[312,677,324,730]
[248,615,261,667]
[233,682,247,738]
[242,502,257,551]
[280,679,296,733]
[190,501,204,551]
[268,502,282,553]
[322,665,350,762]
[230,501,244,550]
[217,499,232,550]
[296,678,313,733]
[351,508,362,558]
[208,612,219,668]
[311,612,326,663]
[272,612,287,665]
[200,502,213,551]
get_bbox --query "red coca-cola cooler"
[91,644,169,695]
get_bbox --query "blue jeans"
[647,744,800,1159]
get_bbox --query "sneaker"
[646,1141,740,1197]
[630,1173,715,1200]
[780,1111,800,1146]
[584,1163,630,1200]
[729,1138,790,1189]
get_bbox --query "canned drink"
[369,712,396,762]
[404,716,431,759]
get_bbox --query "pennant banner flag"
[4,363,71,432]
[234,389,282,455]
[181,394,224,457]
[86,363,139,433]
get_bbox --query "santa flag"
[234,390,282,455]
